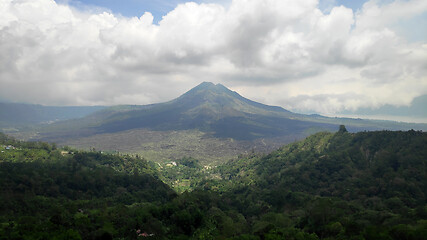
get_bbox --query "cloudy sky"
[1,0,426,122]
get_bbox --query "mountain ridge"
[5,82,427,163]
[0,102,106,129]
[174,82,292,116]
[58,82,336,140]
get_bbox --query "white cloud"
[355,0,427,31]
[0,0,426,119]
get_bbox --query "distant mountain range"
[338,94,427,122]
[0,102,105,129]
[2,82,426,163]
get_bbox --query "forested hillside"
[204,127,427,239]
[1,129,426,239]
[0,133,176,239]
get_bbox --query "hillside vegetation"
[1,129,426,239]
[201,127,427,239]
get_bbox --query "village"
[1,144,18,152]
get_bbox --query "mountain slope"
[11,82,427,163]
[202,129,427,238]
[216,129,427,201]
[0,133,178,239]
[89,82,337,140]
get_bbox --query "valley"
[59,128,286,165]
[1,128,426,239]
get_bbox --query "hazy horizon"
[1,0,426,123]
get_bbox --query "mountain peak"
[195,81,216,89]
[190,82,228,92]
[178,82,235,101]
[171,81,292,120]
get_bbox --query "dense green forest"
[0,129,426,239]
